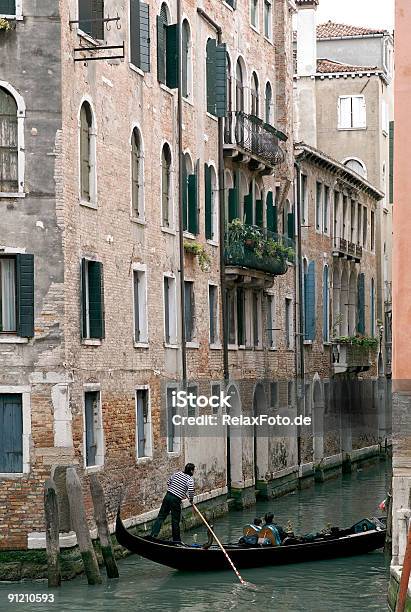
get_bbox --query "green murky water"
[0,460,391,611]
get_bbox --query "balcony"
[347,241,356,259]
[331,339,377,374]
[332,237,347,258]
[224,112,286,174]
[224,221,295,286]
[355,245,363,261]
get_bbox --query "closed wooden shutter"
[164,277,170,343]
[80,258,87,339]
[0,0,16,15]
[91,0,104,40]
[266,192,274,231]
[255,199,263,228]
[0,87,18,193]
[244,193,253,225]
[184,281,193,341]
[228,187,239,222]
[206,39,217,115]
[304,261,316,341]
[0,394,23,473]
[156,14,166,83]
[165,24,179,89]
[188,172,198,235]
[130,0,141,67]
[16,254,34,338]
[88,261,105,339]
[139,3,150,73]
[84,392,98,466]
[215,43,227,117]
[357,273,365,334]
[182,161,188,231]
[78,0,92,35]
[204,164,213,240]
[133,271,140,342]
[182,21,189,98]
[237,288,245,345]
[287,212,295,239]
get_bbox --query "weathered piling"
[66,467,102,585]
[90,474,119,578]
[44,479,61,587]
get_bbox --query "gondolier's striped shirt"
[167,471,195,502]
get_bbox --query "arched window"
[157,3,177,89]
[251,72,259,118]
[265,81,273,125]
[235,59,244,112]
[205,164,218,241]
[255,181,263,227]
[131,127,144,219]
[161,143,172,227]
[0,86,18,193]
[370,278,375,337]
[79,101,96,204]
[323,266,330,342]
[344,158,367,178]
[181,20,191,99]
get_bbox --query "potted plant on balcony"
[0,18,12,31]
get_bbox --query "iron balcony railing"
[356,245,363,259]
[224,111,286,167]
[347,241,356,258]
[225,224,295,276]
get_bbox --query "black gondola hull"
[115,513,386,572]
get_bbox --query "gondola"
[115,511,386,572]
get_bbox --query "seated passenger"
[238,517,262,545]
[258,512,287,545]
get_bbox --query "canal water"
[0,460,391,612]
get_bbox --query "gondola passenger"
[151,463,195,544]
[239,517,263,545]
[257,513,287,546]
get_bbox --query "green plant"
[0,18,11,31]
[184,241,211,272]
[226,219,295,262]
[332,334,379,351]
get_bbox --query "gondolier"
[150,463,195,543]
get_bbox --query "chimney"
[294,0,318,147]
[296,0,319,77]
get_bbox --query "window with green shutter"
[204,164,213,240]
[0,86,18,193]
[79,0,104,40]
[79,102,95,203]
[304,260,316,341]
[357,273,365,334]
[237,288,245,346]
[266,191,278,233]
[157,4,178,89]
[0,0,16,15]
[0,393,23,473]
[80,259,105,340]
[161,143,172,227]
[206,39,227,117]
[228,186,239,223]
[255,199,263,228]
[130,1,150,72]
[287,212,295,239]
[0,254,34,338]
[244,193,253,225]
[182,20,191,98]
[187,172,198,235]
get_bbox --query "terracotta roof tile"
[317,21,388,39]
[317,58,379,74]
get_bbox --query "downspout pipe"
[177,0,187,386]
[295,161,304,470]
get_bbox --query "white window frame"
[263,0,272,40]
[343,157,367,179]
[250,0,259,30]
[181,17,193,102]
[135,386,152,461]
[83,385,105,472]
[78,97,97,209]
[208,282,220,348]
[184,278,197,347]
[315,181,323,233]
[265,291,277,349]
[132,264,148,346]
[163,273,178,346]
[206,162,219,245]
[338,95,367,130]
[323,185,330,235]
[130,124,145,223]
[160,141,175,232]
[0,387,31,477]
[285,297,293,349]
[0,81,25,198]
[166,383,181,455]
[301,173,308,227]
[0,0,23,19]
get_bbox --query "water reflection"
[0,461,391,612]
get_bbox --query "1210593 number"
[8,594,55,603]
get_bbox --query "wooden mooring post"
[66,467,102,585]
[44,479,61,587]
[89,474,119,578]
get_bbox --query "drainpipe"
[177,0,187,385]
[295,161,304,471]
[197,8,231,492]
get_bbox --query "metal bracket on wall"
[69,13,121,32]
[73,42,125,62]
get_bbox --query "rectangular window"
[136,388,151,459]
[133,269,148,344]
[371,210,375,251]
[270,382,278,408]
[79,0,105,40]
[206,39,227,118]
[81,259,105,340]
[252,291,260,347]
[0,257,16,333]
[350,200,356,243]
[164,275,177,345]
[166,386,179,453]
[264,0,272,38]
[0,393,22,473]
[187,384,197,418]
[333,191,339,246]
[130,1,150,72]
[211,383,221,414]
[357,202,362,244]
[184,280,195,342]
[266,293,276,348]
[362,207,368,249]
[0,1,16,17]
[84,391,103,468]
[316,182,322,231]
[338,95,366,129]
[342,196,348,240]
[301,174,308,226]
[227,288,236,345]
[250,0,258,28]
[285,298,292,349]
[323,186,329,234]
[208,284,218,345]
[237,287,246,346]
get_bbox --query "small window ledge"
[210,342,222,350]
[167,450,181,457]
[85,464,104,474]
[136,456,153,464]
[164,342,179,350]
[250,24,260,34]
[129,63,145,77]
[303,340,313,346]
[0,335,29,344]
[82,339,102,346]
[268,346,278,351]
[186,341,199,349]
[161,226,176,236]
[80,199,98,210]
[228,344,238,351]
[77,29,104,46]
[0,471,28,479]
[0,14,23,21]
[183,96,194,107]
[183,232,196,240]
[222,1,235,11]
[160,83,176,96]
[0,192,25,199]
[206,239,219,247]
[131,216,146,226]
[134,341,149,349]
[264,36,274,46]
[206,112,218,123]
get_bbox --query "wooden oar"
[190,500,247,586]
